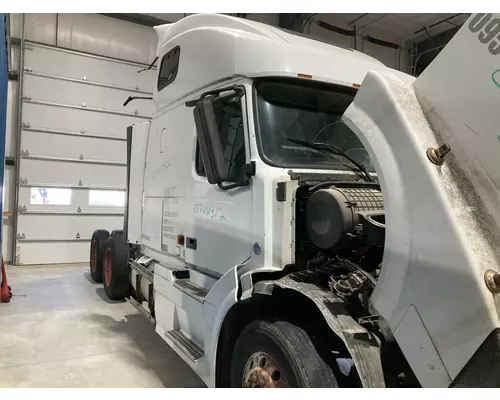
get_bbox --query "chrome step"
[173,279,208,303]
[165,329,204,362]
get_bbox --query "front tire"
[230,320,338,388]
[102,232,130,300]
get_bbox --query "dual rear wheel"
[89,229,129,299]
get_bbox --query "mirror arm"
[217,162,256,191]
[217,180,250,191]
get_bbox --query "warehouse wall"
[9,13,157,64]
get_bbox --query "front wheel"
[230,320,338,388]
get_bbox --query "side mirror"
[193,98,229,185]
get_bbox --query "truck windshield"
[254,78,374,171]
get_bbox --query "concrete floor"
[0,264,205,388]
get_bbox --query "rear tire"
[102,232,130,300]
[90,230,109,283]
[230,319,338,388]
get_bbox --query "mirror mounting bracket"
[217,161,256,191]
[185,85,245,108]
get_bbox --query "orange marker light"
[298,73,313,79]
[353,83,361,88]
[177,234,185,246]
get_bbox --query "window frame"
[252,77,374,172]
[29,187,72,206]
[157,45,181,92]
[195,141,206,177]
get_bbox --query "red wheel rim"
[91,243,97,272]
[104,248,112,286]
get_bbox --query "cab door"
[185,88,253,277]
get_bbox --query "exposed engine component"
[306,187,385,252]
[330,269,368,296]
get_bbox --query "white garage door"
[16,41,154,265]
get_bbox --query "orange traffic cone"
[1,257,10,303]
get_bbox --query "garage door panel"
[24,74,153,116]
[24,43,156,92]
[16,40,153,264]
[22,102,142,138]
[20,159,126,187]
[17,242,92,265]
[21,130,127,163]
[18,214,123,239]
[18,187,126,216]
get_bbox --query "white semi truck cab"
[90,13,500,388]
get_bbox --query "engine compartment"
[293,180,419,387]
[298,182,383,262]
[295,181,385,313]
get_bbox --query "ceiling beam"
[348,14,369,26]
[99,13,171,27]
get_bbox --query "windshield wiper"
[286,137,373,182]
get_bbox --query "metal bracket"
[24,67,33,73]
[19,177,28,186]
[79,154,84,161]
[77,207,82,213]
[18,205,27,213]
[22,96,32,101]
[81,102,86,108]
[16,233,26,240]
[80,129,86,134]
[20,149,30,157]
[76,232,81,239]
[23,43,33,51]
[78,180,83,186]
[21,122,31,129]
[82,76,87,81]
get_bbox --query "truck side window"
[195,94,246,182]
[157,46,180,92]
